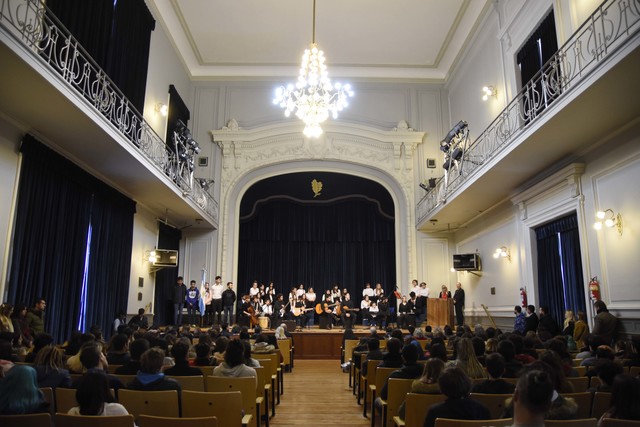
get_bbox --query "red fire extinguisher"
[520,287,528,308]
[589,276,601,302]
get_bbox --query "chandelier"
[273,0,353,138]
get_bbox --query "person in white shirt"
[361,295,371,326]
[202,282,213,325]
[295,284,305,298]
[363,282,375,299]
[416,282,430,325]
[288,287,297,308]
[211,276,224,325]
[411,279,421,298]
[305,287,317,327]
[261,299,273,329]
[68,371,130,417]
[368,302,379,327]
[331,285,342,303]
[249,281,260,297]
[373,283,384,303]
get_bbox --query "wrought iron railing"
[0,0,218,222]
[417,0,640,223]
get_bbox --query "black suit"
[453,288,465,326]
[524,312,539,334]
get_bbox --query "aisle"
[271,359,370,427]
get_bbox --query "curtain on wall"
[7,135,136,343]
[166,85,191,145]
[153,222,182,326]
[237,198,396,307]
[535,212,585,328]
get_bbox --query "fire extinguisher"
[520,287,528,308]
[589,276,601,302]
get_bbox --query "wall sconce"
[145,249,159,263]
[493,246,511,261]
[155,103,168,117]
[482,85,497,101]
[594,209,623,235]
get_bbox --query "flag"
[199,268,206,316]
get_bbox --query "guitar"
[315,302,338,315]
[279,301,290,317]
[292,306,314,316]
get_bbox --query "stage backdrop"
[237,172,396,308]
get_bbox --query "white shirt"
[363,287,375,298]
[369,305,379,314]
[211,283,224,299]
[249,287,260,296]
[306,292,316,302]
[411,285,421,297]
[361,300,370,310]
[68,403,129,416]
[296,288,305,297]
[262,304,273,315]
[420,286,430,298]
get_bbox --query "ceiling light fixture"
[482,85,497,101]
[273,0,353,138]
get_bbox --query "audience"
[448,337,487,379]
[212,338,257,382]
[164,340,203,376]
[472,353,516,394]
[114,338,149,375]
[106,333,130,365]
[360,338,384,377]
[423,366,490,427]
[127,347,181,392]
[33,345,72,388]
[379,337,403,369]
[599,374,640,425]
[193,341,216,366]
[68,371,129,416]
[511,369,554,427]
[0,365,49,415]
[587,360,623,393]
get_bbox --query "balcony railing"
[0,0,218,222]
[417,0,640,224]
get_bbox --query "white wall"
[126,205,158,315]
[0,116,22,300]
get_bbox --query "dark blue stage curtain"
[237,198,396,307]
[153,222,181,326]
[7,135,135,343]
[535,212,585,329]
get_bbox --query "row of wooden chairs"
[0,413,219,427]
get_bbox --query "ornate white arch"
[211,120,425,294]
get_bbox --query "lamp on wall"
[493,246,511,261]
[272,0,353,138]
[482,85,497,101]
[155,103,168,116]
[145,249,159,263]
[594,208,623,235]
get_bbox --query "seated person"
[379,337,404,369]
[472,353,516,394]
[106,333,130,365]
[73,342,124,391]
[376,343,424,413]
[423,367,491,427]
[587,359,623,393]
[599,374,640,424]
[510,369,554,426]
[0,365,49,415]
[127,347,182,392]
[128,308,149,329]
[212,338,257,384]
[163,340,203,376]
[360,338,384,377]
[114,338,149,375]
[193,342,216,366]
[34,345,72,389]
[68,371,129,416]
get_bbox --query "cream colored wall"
[0,116,22,300]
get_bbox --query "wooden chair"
[361,359,381,409]
[600,420,640,426]
[166,375,205,391]
[591,392,612,419]
[254,365,272,424]
[0,413,52,427]
[278,339,292,372]
[563,392,593,419]
[435,418,513,427]
[590,376,602,388]
[138,415,218,427]
[198,365,215,377]
[369,367,397,425]
[381,378,414,427]
[629,367,640,376]
[566,376,589,392]
[55,387,78,413]
[255,358,277,413]
[181,390,251,427]
[112,374,137,387]
[107,364,122,374]
[393,393,446,427]
[343,339,360,387]
[574,366,587,376]
[469,393,512,419]
[544,419,598,427]
[55,413,135,427]
[206,376,259,427]
[117,389,179,421]
[572,359,582,367]
[40,387,54,415]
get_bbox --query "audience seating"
[562,392,593,419]
[566,376,589,392]
[0,413,52,427]
[206,376,260,427]
[393,392,446,427]
[572,359,582,367]
[55,387,79,413]
[629,367,640,376]
[360,359,381,408]
[138,415,218,427]
[600,420,640,427]
[590,377,602,388]
[117,389,180,421]
[55,413,135,427]
[166,375,205,392]
[107,364,122,374]
[39,387,54,415]
[544,419,598,427]
[591,392,613,419]
[278,339,292,372]
[254,366,272,424]
[434,418,513,427]
[342,339,360,387]
[469,393,511,419]
[574,366,587,376]
[255,358,277,415]
[369,367,397,424]
[198,366,215,377]
[181,390,251,427]
[254,352,282,402]
[112,374,136,387]
[380,378,414,427]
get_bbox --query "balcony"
[417,0,640,230]
[0,0,218,229]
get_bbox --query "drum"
[258,316,269,329]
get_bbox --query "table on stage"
[427,298,454,328]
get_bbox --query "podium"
[427,298,454,328]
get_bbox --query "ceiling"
[147,0,491,80]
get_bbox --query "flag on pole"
[199,267,206,316]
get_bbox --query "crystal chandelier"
[273,0,353,138]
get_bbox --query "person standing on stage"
[238,294,252,327]
[363,282,374,301]
[340,292,356,329]
[305,287,317,327]
[416,282,430,326]
[288,287,297,309]
[398,295,413,329]
[249,281,260,298]
[294,295,308,329]
[411,279,420,297]
[202,282,213,326]
[185,280,200,326]
[373,283,384,304]
[439,285,451,299]
[222,282,236,325]
[453,282,465,327]
[273,293,286,323]
[361,295,371,326]
[172,277,187,326]
[376,296,389,328]
[211,276,224,325]
[267,282,276,303]
[296,284,305,298]
[331,285,341,303]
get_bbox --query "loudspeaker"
[284,320,297,332]
[427,158,436,168]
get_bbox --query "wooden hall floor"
[271,359,369,427]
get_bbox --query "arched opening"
[237,171,397,304]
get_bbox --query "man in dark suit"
[537,306,560,337]
[592,300,618,345]
[524,305,539,334]
[453,282,465,326]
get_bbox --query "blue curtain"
[237,198,396,307]
[535,213,584,327]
